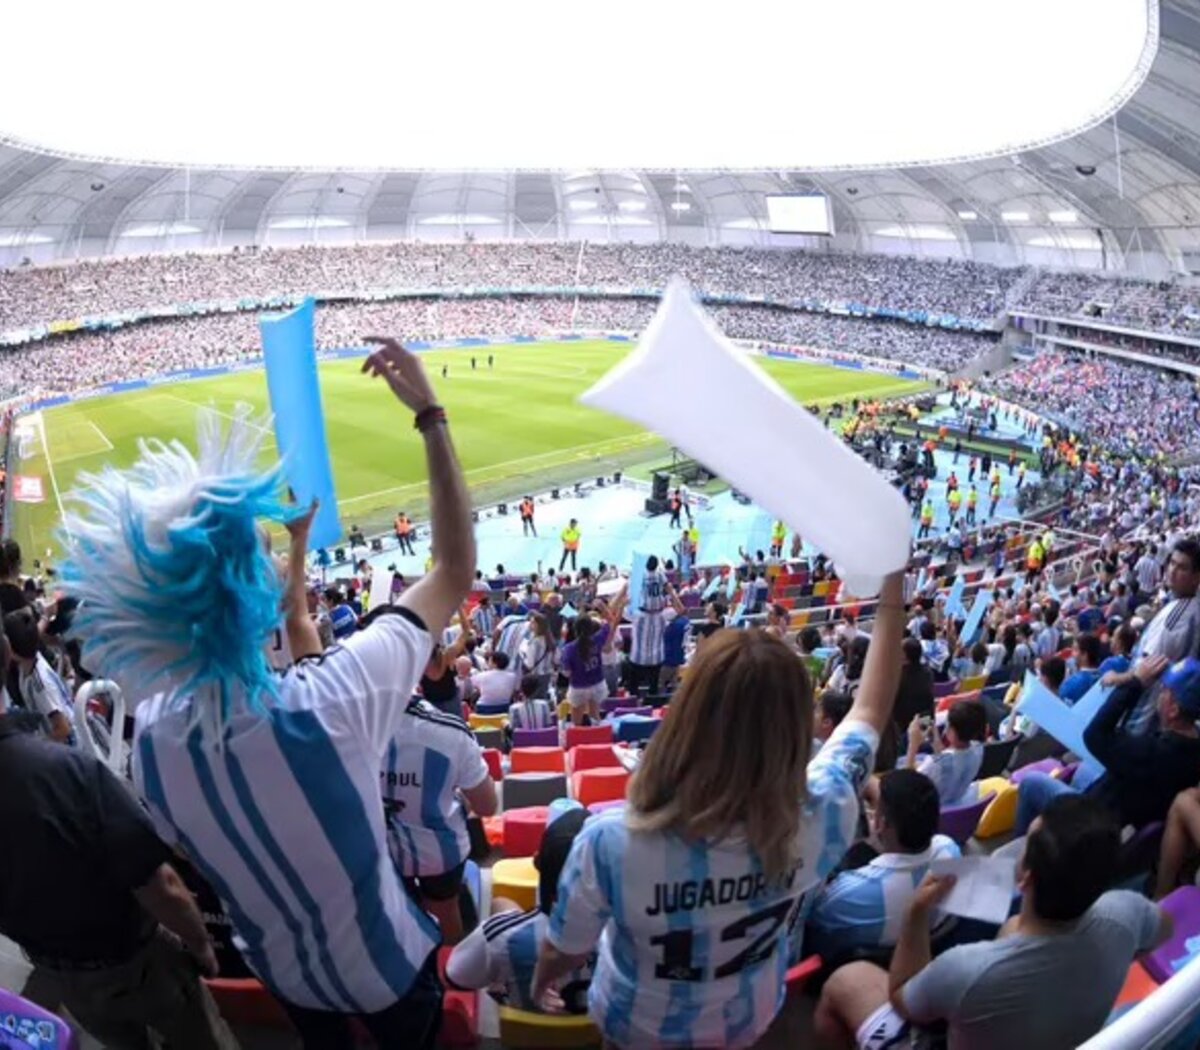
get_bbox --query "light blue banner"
[260,298,341,550]
[946,575,967,619]
[960,590,993,645]
[1015,672,1111,769]
[628,550,653,620]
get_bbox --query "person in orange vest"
[394,511,415,555]
[669,488,684,529]
[946,471,959,493]
[1008,448,1018,475]
[967,455,978,484]
[559,519,581,572]
[520,495,537,537]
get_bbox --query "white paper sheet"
[579,279,911,596]
[929,855,1017,926]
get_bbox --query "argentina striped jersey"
[132,610,440,1013]
[381,699,490,877]
[446,908,593,1013]
[547,719,877,1048]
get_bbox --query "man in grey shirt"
[816,795,1172,1050]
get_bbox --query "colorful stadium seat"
[938,792,996,845]
[498,1006,601,1048]
[492,857,540,912]
[510,747,567,774]
[481,747,503,781]
[513,727,560,749]
[571,768,629,807]
[0,989,79,1050]
[564,724,614,751]
[567,743,621,775]
[503,773,569,810]
[974,777,1019,838]
[501,806,552,858]
[437,947,481,1047]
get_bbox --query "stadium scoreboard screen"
[765,193,834,235]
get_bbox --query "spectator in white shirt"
[473,652,518,714]
[4,607,72,744]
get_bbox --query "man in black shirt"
[0,714,235,1048]
[1016,655,1200,833]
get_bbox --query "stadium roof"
[0,0,1196,274]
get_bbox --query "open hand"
[910,872,957,915]
[362,336,438,414]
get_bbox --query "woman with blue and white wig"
[61,337,476,1050]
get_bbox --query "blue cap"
[1163,657,1200,715]
[330,603,358,640]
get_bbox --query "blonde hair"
[627,629,813,879]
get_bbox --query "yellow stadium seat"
[469,712,508,732]
[959,673,988,693]
[557,700,572,722]
[491,857,540,912]
[974,777,1019,839]
[498,1006,601,1048]
[812,580,831,598]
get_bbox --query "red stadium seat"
[567,743,622,775]
[502,806,551,858]
[571,768,629,807]
[565,724,613,751]
[481,748,503,781]
[509,747,566,774]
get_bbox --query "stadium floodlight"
[670,201,692,212]
[568,199,598,212]
[956,210,978,220]
[1048,209,1079,223]
[617,200,647,212]
[0,0,1155,170]
[1001,210,1031,222]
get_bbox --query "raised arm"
[363,337,475,637]
[445,606,474,661]
[283,500,322,660]
[845,570,905,736]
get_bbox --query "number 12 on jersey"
[649,899,793,981]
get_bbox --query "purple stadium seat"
[512,727,559,749]
[0,989,78,1049]
[1143,886,1200,983]
[1010,758,1063,785]
[933,680,959,699]
[938,793,996,845]
[611,706,652,719]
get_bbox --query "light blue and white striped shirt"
[132,610,440,1013]
[547,719,877,1048]
[381,699,490,878]
[447,908,593,1013]
[806,835,961,959]
[630,612,666,666]
[495,615,532,665]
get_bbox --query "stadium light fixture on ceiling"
[956,210,979,220]
[617,200,647,211]
[568,199,598,211]
[1048,209,1078,223]
[0,0,1155,170]
[670,201,692,212]
[1001,210,1031,222]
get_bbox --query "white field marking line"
[34,411,70,540]
[53,419,117,464]
[88,419,114,453]
[158,393,278,450]
[338,431,660,507]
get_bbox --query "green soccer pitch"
[9,340,928,562]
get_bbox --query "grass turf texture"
[11,340,927,561]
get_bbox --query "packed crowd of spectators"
[1015,270,1200,338]
[0,294,997,400]
[0,242,1026,334]
[4,336,1200,1049]
[987,349,1200,460]
[1043,321,1200,371]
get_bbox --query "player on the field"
[533,572,905,1047]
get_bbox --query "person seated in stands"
[447,805,592,1012]
[472,650,518,714]
[3,607,73,744]
[1060,631,1103,703]
[508,674,555,735]
[1098,621,1138,676]
[951,641,989,682]
[1016,655,1200,834]
[813,690,854,756]
[382,697,498,945]
[807,770,960,963]
[816,795,1172,1050]
[905,700,986,807]
[893,637,934,738]
[798,625,828,681]
[918,621,950,681]
[1155,784,1200,898]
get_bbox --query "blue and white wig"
[61,406,290,733]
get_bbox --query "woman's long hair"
[574,615,600,663]
[627,629,813,880]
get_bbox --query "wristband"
[414,405,447,432]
